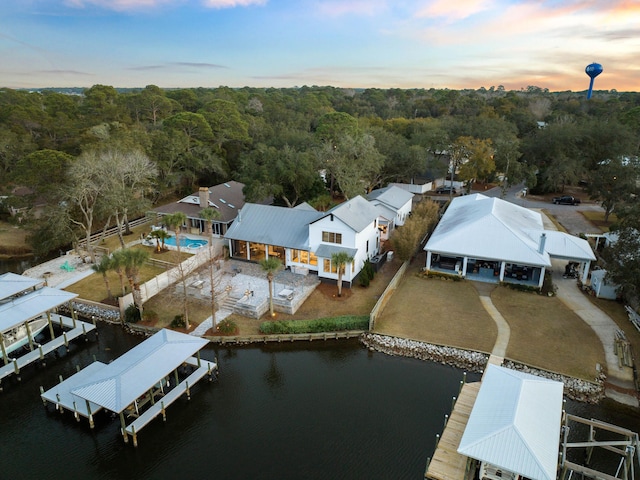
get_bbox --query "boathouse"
[41,328,217,446]
[0,272,96,387]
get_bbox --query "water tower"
[585,63,603,99]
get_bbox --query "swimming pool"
[164,235,208,248]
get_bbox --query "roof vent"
[228,204,235,208]
[224,183,230,188]
[219,198,227,204]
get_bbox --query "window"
[323,259,338,273]
[322,231,342,244]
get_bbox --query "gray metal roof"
[225,203,323,249]
[70,329,208,414]
[367,185,414,210]
[322,196,380,233]
[0,286,78,333]
[458,364,563,480]
[0,272,42,301]
[315,244,358,259]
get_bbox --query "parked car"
[552,195,581,205]
[435,186,457,194]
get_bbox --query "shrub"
[142,309,158,323]
[124,304,141,323]
[216,318,237,335]
[259,315,369,334]
[170,314,186,328]
[359,258,375,287]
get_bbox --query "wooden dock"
[0,314,97,385]
[124,357,217,446]
[425,381,480,480]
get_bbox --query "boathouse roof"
[457,364,564,480]
[69,329,208,413]
[0,272,41,301]
[0,286,77,332]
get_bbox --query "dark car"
[435,186,456,194]
[552,195,581,205]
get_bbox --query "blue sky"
[2,0,638,91]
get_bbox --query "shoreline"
[361,332,605,404]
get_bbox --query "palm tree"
[110,250,127,297]
[200,207,222,328]
[259,257,282,317]
[119,247,150,319]
[163,212,190,328]
[91,254,113,300]
[331,251,354,297]
[149,229,170,252]
[199,207,221,239]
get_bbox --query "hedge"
[259,315,369,334]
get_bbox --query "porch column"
[426,251,432,271]
[499,262,506,282]
[462,257,468,276]
[581,260,591,285]
[245,241,250,260]
[538,267,546,289]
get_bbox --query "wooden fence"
[369,260,409,331]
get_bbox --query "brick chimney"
[199,187,209,208]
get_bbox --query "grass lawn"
[491,286,605,380]
[374,265,497,353]
[580,210,618,232]
[0,220,31,257]
[142,293,214,329]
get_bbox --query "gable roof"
[224,203,323,249]
[425,194,551,266]
[0,272,41,301]
[367,185,414,210]
[458,365,563,480]
[153,180,248,224]
[316,196,380,233]
[0,286,78,332]
[532,230,596,261]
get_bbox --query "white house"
[424,194,596,288]
[367,185,414,240]
[590,269,619,300]
[224,196,385,287]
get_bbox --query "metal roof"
[0,272,41,301]
[425,194,551,266]
[457,364,564,480]
[225,203,323,249]
[0,286,78,333]
[321,196,380,233]
[533,230,596,261]
[315,244,358,259]
[367,185,414,210]
[70,329,208,414]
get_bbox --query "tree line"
[0,84,639,299]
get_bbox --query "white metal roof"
[314,244,358,259]
[70,329,208,414]
[425,194,551,266]
[532,230,596,261]
[457,364,564,480]
[367,185,414,210]
[0,286,78,333]
[0,272,42,301]
[321,196,380,233]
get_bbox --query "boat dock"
[41,328,218,447]
[0,273,97,388]
[425,380,480,480]
[0,313,97,385]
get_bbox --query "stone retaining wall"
[361,333,605,403]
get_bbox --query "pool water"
[164,235,208,248]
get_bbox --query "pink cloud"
[315,0,388,17]
[414,0,495,22]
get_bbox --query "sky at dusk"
[2,0,638,92]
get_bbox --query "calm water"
[2,258,639,479]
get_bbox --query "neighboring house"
[153,181,250,236]
[225,195,385,287]
[4,186,47,221]
[590,269,619,300]
[367,185,414,240]
[424,194,596,288]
